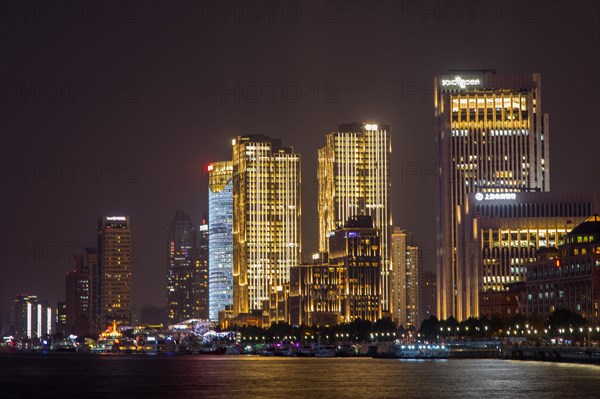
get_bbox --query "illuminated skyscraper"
[232,135,301,316]
[435,71,550,320]
[318,123,392,314]
[208,161,234,322]
[167,211,206,322]
[98,216,132,327]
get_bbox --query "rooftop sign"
[441,76,480,89]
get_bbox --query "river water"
[1,354,598,398]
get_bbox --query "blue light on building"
[208,161,234,322]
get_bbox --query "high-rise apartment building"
[391,228,412,326]
[391,228,423,327]
[97,216,132,327]
[232,136,301,316]
[318,123,392,314]
[435,71,550,320]
[208,161,234,322]
[405,245,423,327]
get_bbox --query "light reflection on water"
[1,355,598,399]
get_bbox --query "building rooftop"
[568,214,600,237]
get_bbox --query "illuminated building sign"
[207,164,214,172]
[364,124,378,131]
[475,193,517,201]
[441,76,481,89]
[106,216,126,221]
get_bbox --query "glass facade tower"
[208,161,234,322]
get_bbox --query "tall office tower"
[318,123,392,314]
[435,71,550,320]
[166,211,201,323]
[65,254,91,336]
[13,294,52,338]
[329,216,382,323]
[232,135,301,316]
[405,245,423,327]
[197,216,210,319]
[391,227,412,326]
[208,161,234,322]
[97,216,132,327]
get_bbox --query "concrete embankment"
[501,345,600,365]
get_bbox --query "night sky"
[1,1,598,320]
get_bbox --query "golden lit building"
[391,227,423,328]
[328,216,381,323]
[435,71,550,320]
[232,135,301,318]
[405,245,423,327]
[391,227,411,325]
[288,253,345,326]
[97,216,132,327]
[457,191,594,319]
[318,123,392,314]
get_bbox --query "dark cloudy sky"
[1,0,598,319]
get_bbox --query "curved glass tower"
[208,161,234,322]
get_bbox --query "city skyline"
[1,2,599,321]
